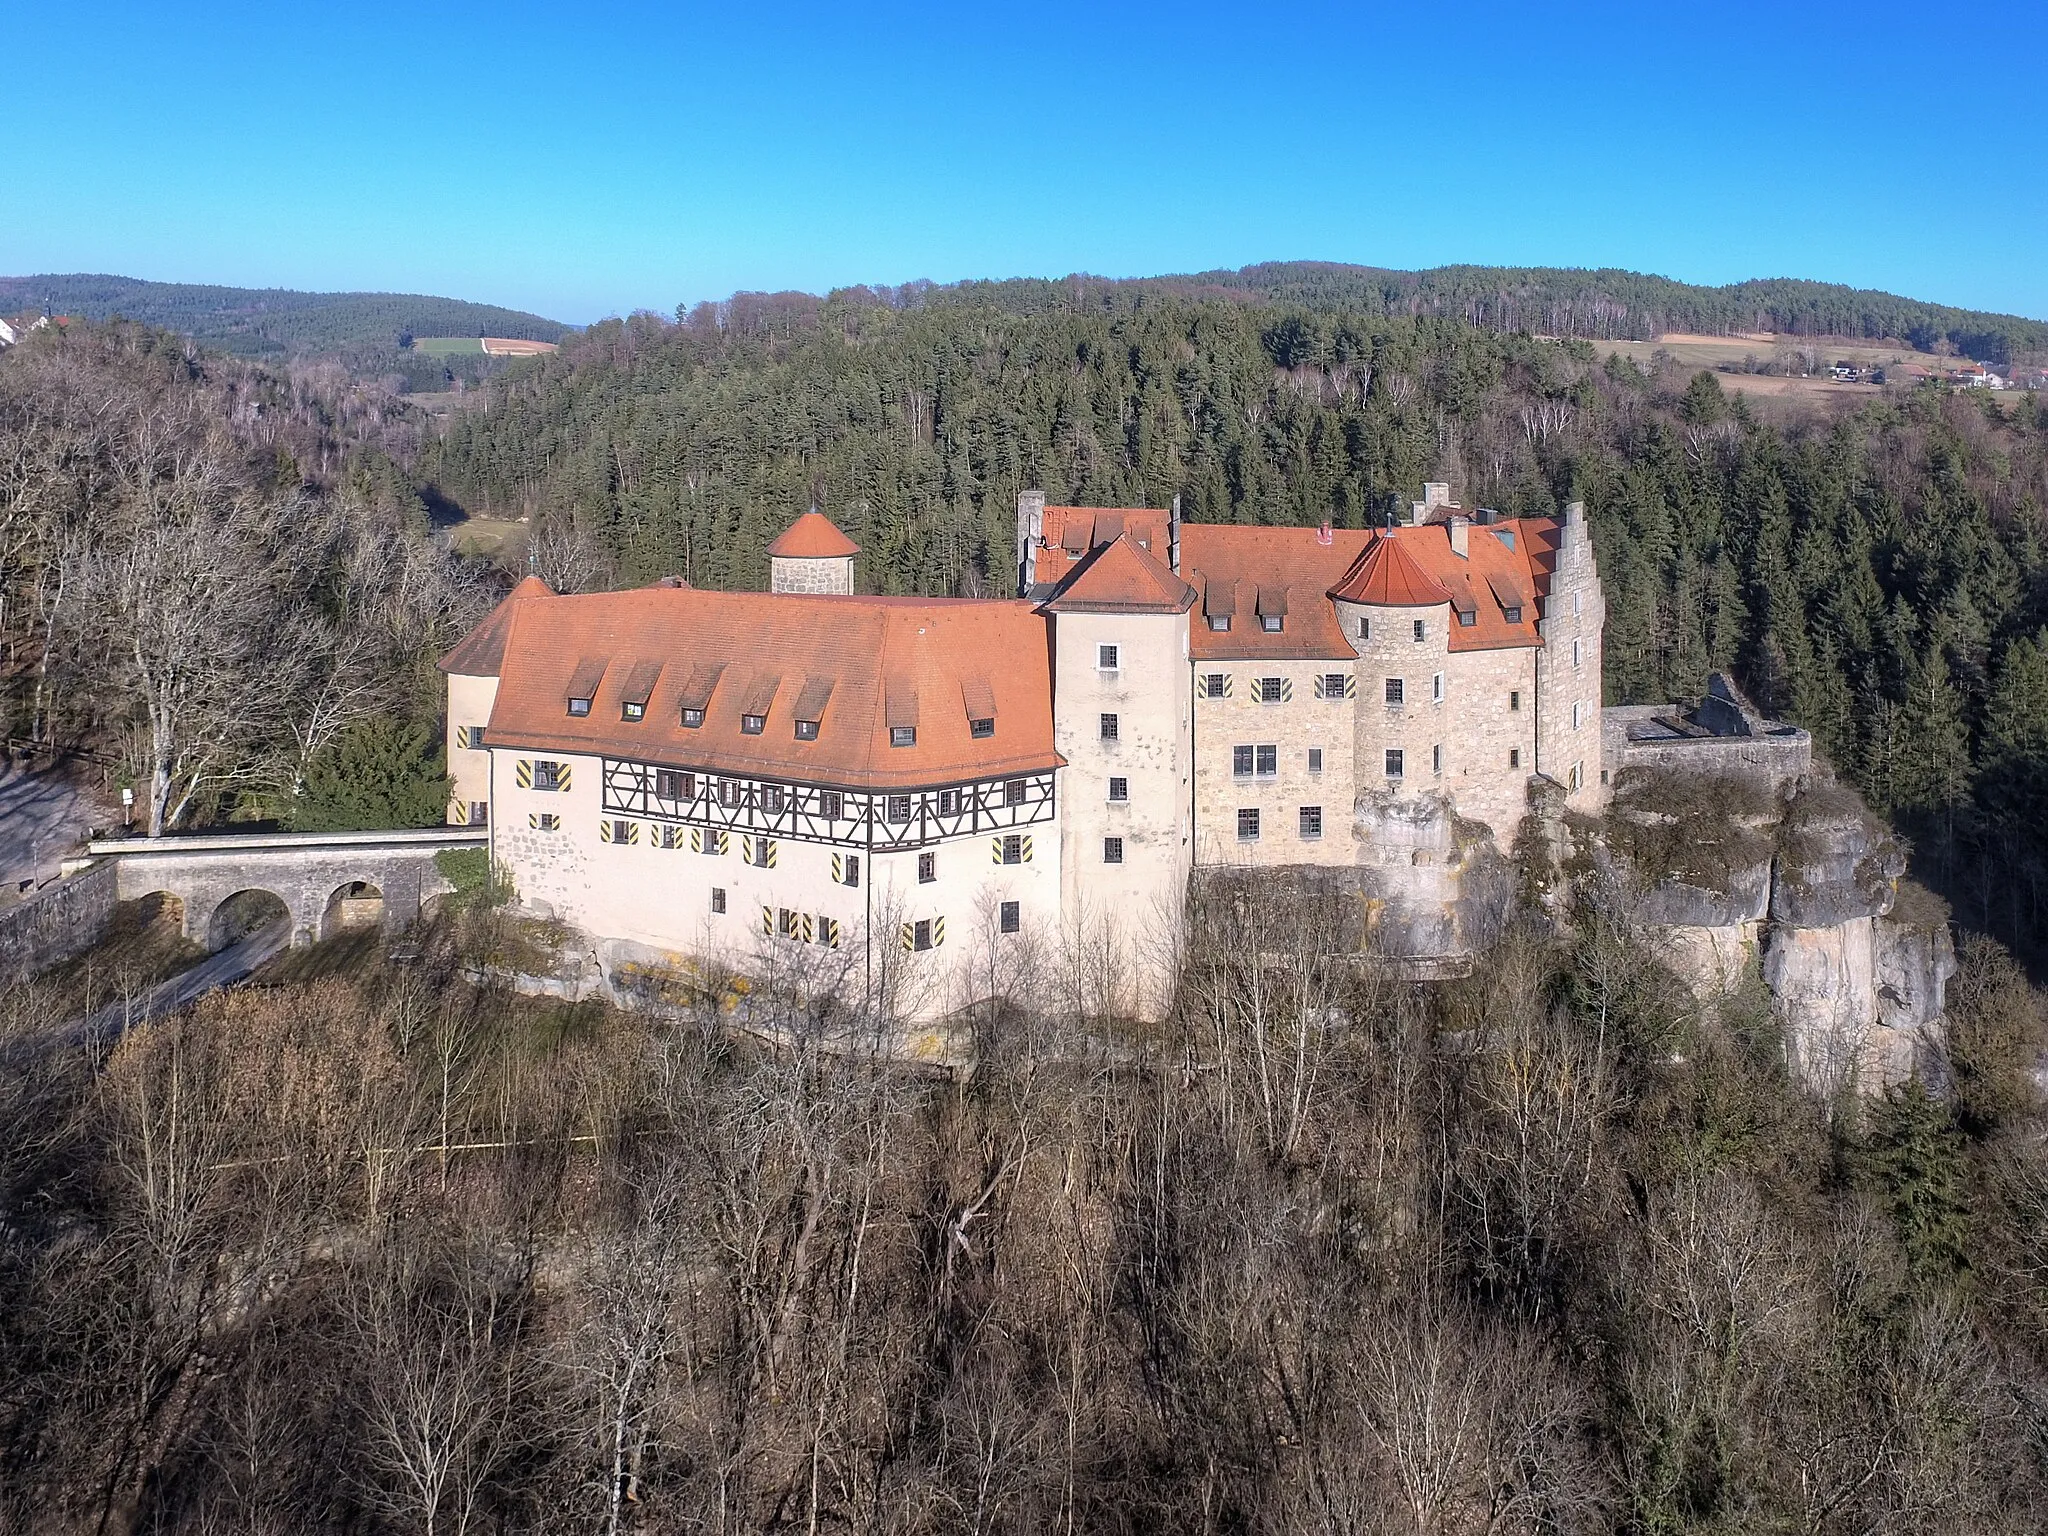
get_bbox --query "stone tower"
[768,509,858,594]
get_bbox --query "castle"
[440,487,1608,1020]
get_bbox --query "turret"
[768,509,858,594]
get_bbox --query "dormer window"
[970,717,994,738]
[567,696,592,717]
[564,658,607,719]
[795,719,819,740]
[1503,605,1522,624]
[681,706,705,728]
[1209,615,1231,632]
[1458,608,1477,627]
[1261,615,1282,633]
[741,714,766,735]
[891,726,916,748]
[622,700,644,722]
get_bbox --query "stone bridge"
[84,828,487,951]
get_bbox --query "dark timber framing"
[601,758,1056,850]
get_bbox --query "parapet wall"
[1604,703,1811,791]
[0,859,117,979]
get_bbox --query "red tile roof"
[1031,505,1172,586]
[1182,517,1560,658]
[1181,525,1373,659]
[1041,534,1197,614]
[768,510,860,559]
[483,586,1060,789]
[438,574,555,676]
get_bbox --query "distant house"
[0,312,50,350]
[1947,362,2005,389]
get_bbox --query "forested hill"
[429,288,2048,953]
[0,273,571,363]
[866,263,2048,365]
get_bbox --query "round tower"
[768,509,859,594]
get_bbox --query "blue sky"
[4,1,2042,325]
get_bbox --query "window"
[1237,808,1260,840]
[748,838,775,868]
[1432,673,1443,702]
[1233,744,1254,777]
[456,725,484,749]
[761,785,786,814]
[1322,672,1347,699]
[840,854,861,888]
[1100,713,1119,741]
[820,790,844,820]
[970,717,994,738]
[1108,776,1128,802]
[622,700,645,722]
[609,817,634,843]
[711,887,726,913]
[1257,677,1283,703]
[815,915,837,947]
[1510,690,1521,711]
[655,769,692,801]
[1208,615,1231,632]
[1300,805,1322,839]
[1004,778,1026,806]
[890,725,916,747]
[795,718,819,740]
[741,713,765,735]
[1503,605,1522,624]
[1412,619,1426,642]
[1572,639,1582,669]
[533,811,561,831]
[1573,591,1582,616]
[1256,744,1277,777]
[1385,749,1404,778]
[467,800,489,826]
[1509,748,1521,769]
[1000,900,1020,934]
[532,759,564,791]
[681,706,705,728]
[887,795,912,823]
[1203,672,1226,698]
[718,779,742,808]
[1572,701,1583,730]
[1384,677,1404,705]
[918,851,936,883]
[938,789,962,816]
[1458,608,1477,628]
[653,824,685,849]
[1432,744,1443,773]
[1359,616,1372,640]
[1104,836,1124,864]
[698,828,724,856]
[1261,614,1282,633]
[779,908,800,938]
[1307,747,1323,773]
[1097,643,1120,669]
[999,835,1023,865]
[1569,762,1583,792]
[912,919,935,951]
[567,696,592,718]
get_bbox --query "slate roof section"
[484,586,1060,789]
[767,510,860,559]
[1040,534,1197,615]
[437,575,555,677]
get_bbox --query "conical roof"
[438,573,555,676]
[1327,532,1450,607]
[768,510,860,559]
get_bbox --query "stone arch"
[320,879,386,940]
[203,888,292,953]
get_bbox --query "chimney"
[1448,515,1469,558]
[1016,489,1045,595]
[1168,493,1182,574]
[1423,482,1452,513]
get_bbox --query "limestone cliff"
[1595,762,1952,1093]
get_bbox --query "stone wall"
[0,858,117,979]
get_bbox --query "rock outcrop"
[1598,759,1952,1094]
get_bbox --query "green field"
[410,336,487,356]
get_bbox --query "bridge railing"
[87,827,488,858]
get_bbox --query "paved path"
[17,920,292,1060]
[0,766,111,891]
